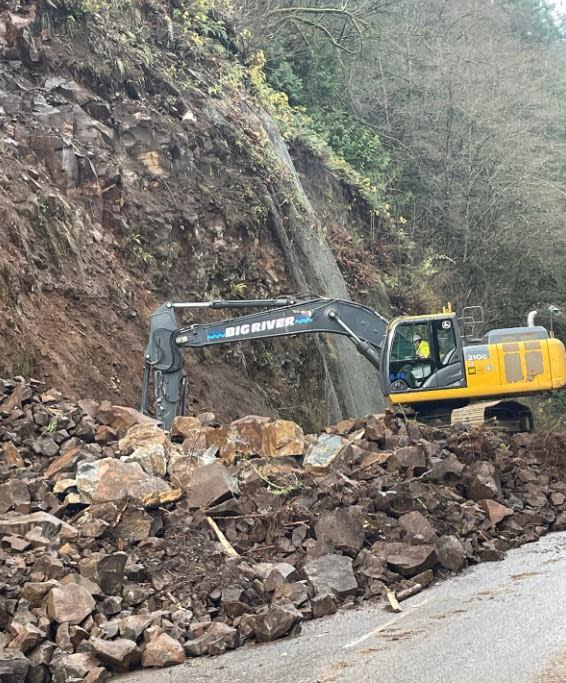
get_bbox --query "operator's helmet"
[413,333,422,343]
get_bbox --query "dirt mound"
[1,377,565,680]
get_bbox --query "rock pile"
[1,377,566,681]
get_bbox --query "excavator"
[140,296,566,433]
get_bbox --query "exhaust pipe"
[527,310,538,327]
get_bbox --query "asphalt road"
[118,532,566,683]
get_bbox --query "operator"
[414,333,431,359]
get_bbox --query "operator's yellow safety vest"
[416,339,431,358]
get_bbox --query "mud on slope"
[1,0,405,428]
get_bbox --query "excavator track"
[451,400,534,433]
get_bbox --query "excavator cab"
[382,314,466,395]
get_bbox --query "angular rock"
[76,458,174,505]
[261,420,305,457]
[118,424,168,454]
[311,592,337,618]
[248,605,302,642]
[262,563,297,592]
[184,462,238,509]
[398,511,437,544]
[2,442,25,468]
[303,554,358,597]
[0,513,76,540]
[315,506,365,555]
[0,480,30,514]
[142,632,185,668]
[7,623,44,654]
[50,652,99,683]
[0,649,30,683]
[119,615,154,641]
[122,444,167,477]
[385,544,438,577]
[89,637,140,672]
[478,499,513,526]
[429,453,465,481]
[206,622,239,650]
[393,446,427,472]
[435,535,466,571]
[97,552,128,595]
[171,416,202,438]
[272,581,309,607]
[468,461,500,501]
[47,584,95,624]
[303,434,347,473]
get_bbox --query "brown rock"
[8,623,44,653]
[0,513,76,540]
[385,544,438,577]
[315,506,365,555]
[398,511,437,544]
[272,582,309,607]
[107,406,158,433]
[478,499,513,526]
[261,420,305,457]
[206,622,239,650]
[2,442,25,468]
[0,649,30,682]
[119,615,154,641]
[171,415,202,438]
[47,584,95,624]
[249,605,302,642]
[468,461,500,501]
[84,667,109,683]
[429,453,465,481]
[393,446,427,472]
[311,592,337,618]
[51,652,100,682]
[122,444,167,477]
[78,398,100,419]
[0,481,30,514]
[262,563,297,592]
[44,447,81,479]
[142,632,185,668]
[76,458,174,505]
[1,381,26,411]
[435,535,466,571]
[118,424,168,454]
[303,554,358,596]
[89,637,140,672]
[22,580,60,606]
[364,414,386,443]
[184,462,238,509]
[97,552,128,594]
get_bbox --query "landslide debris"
[1,377,566,680]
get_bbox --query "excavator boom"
[142,297,389,430]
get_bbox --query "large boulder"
[47,584,96,624]
[261,420,305,457]
[302,554,358,596]
[315,506,365,556]
[76,458,174,505]
[183,462,238,509]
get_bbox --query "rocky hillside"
[0,0,400,430]
[1,377,565,680]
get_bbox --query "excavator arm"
[141,297,389,430]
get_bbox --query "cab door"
[383,316,466,394]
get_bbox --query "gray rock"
[303,554,358,597]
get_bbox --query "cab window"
[433,319,457,365]
[390,323,431,362]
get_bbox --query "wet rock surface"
[1,378,566,679]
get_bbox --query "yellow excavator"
[141,296,566,432]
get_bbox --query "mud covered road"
[118,532,566,683]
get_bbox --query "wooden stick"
[206,517,240,558]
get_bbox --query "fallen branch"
[206,516,240,558]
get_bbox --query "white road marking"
[343,599,430,649]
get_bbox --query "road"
[118,532,566,683]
